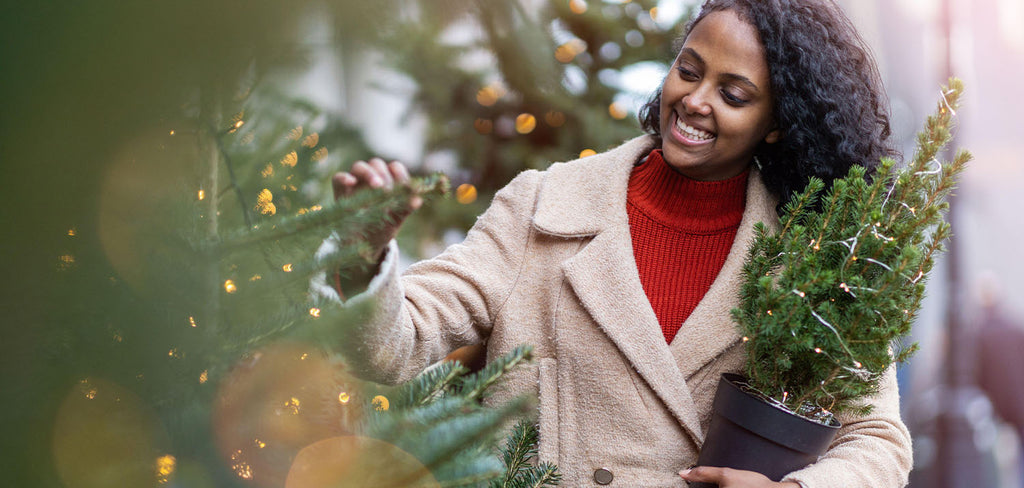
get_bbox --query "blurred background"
[1,0,1022,487]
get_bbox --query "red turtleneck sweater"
[627,150,748,344]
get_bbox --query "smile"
[675,115,715,142]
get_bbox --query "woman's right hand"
[331,157,422,263]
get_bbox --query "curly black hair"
[638,0,898,209]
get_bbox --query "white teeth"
[675,116,714,141]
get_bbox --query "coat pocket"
[537,357,559,465]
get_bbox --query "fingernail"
[371,176,383,187]
[679,469,691,476]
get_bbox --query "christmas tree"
[4,1,694,486]
[733,79,971,422]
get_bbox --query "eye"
[676,65,699,80]
[721,88,750,106]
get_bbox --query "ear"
[764,128,782,144]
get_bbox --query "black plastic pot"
[688,373,840,488]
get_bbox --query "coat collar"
[535,135,780,445]
[532,135,654,237]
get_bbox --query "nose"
[682,85,712,116]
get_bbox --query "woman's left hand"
[679,467,800,487]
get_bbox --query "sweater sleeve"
[781,366,913,488]
[321,169,543,385]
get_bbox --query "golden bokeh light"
[372,395,390,412]
[556,39,587,63]
[57,254,77,271]
[569,0,588,14]
[579,149,597,158]
[197,189,206,200]
[608,101,628,120]
[476,86,501,106]
[199,370,209,384]
[515,113,537,134]
[224,280,238,294]
[67,228,77,236]
[309,308,321,318]
[473,118,493,135]
[455,184,478,204]
[189,316,197,327]
[281,151,298,167]
[312,147,328,162]
[256,189,277,216]
[288,126,304,141]
[338,392,351,404]
[544,111,566,127]
[284,397,301,415]
[282,263,293,272]
[169,130,175,136]
[261,163,274,178]
[156,454,176,484]
[302,133,319,148]
[284,436,439,488]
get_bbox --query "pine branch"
[456,344,534,401]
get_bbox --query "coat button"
[594,468,614,485]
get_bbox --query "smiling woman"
[319,1,910,487]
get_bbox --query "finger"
[350,161,384,188]
[331,172,358,199]
[368,157,393,189]
[679,466,728,483]
[388,160,411,185]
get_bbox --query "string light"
[312,147,328,162]
[280,151,298,167]
[155,454,176,484]
[197,189,206,201]
[473,119,493,135]
[302,133,319,147]
[372,395,390,411]
[309,308,321,318]
[515,113,537,134]
[338,391,351,404]
[608,102,628,120]
[199,370,208,384]
[544,111,566,127]
[456,184,477,204]
[224,280,237,294]
[282,263,293,272]
[189,316,197,327]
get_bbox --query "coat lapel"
[532,135,705,444]
[561,226,706,444]
[669,172,780,378]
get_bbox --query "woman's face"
[659,9,780,181]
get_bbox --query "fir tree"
[733,79,971,422]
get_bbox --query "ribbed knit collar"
[627,149,748,234]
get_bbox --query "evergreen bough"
[733,79,971,423]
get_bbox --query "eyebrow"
[679,47,761,93]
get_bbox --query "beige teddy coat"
[323,135,913,487]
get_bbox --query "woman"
[318,0,912,486]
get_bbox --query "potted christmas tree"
[692,79,971,485]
